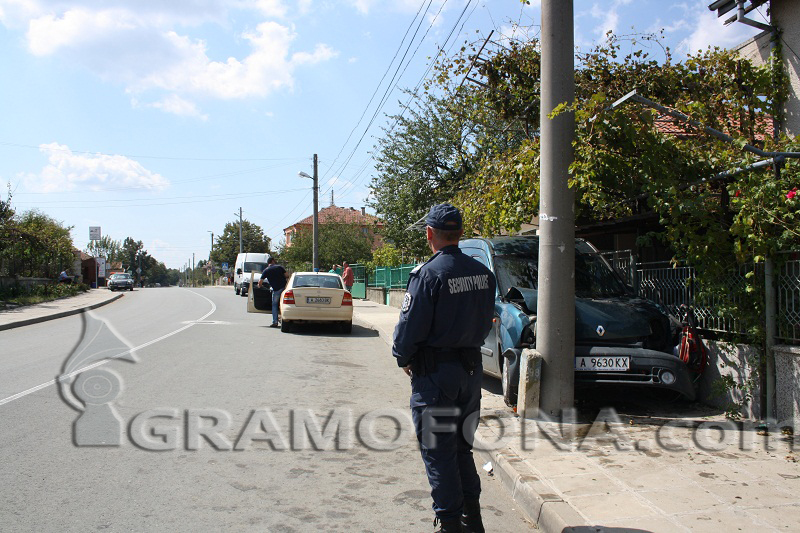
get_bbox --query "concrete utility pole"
[298,155,320,271]
[208,231,214,284]
[237,207,243,254]
[312,154,319,271]
[535,0,576,417]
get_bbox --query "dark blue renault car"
[459,236,695,406]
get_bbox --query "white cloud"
[146,94,209,120]
[23,143,170,192]
[680,8,761,55]
[6,1,339,115]
[590,0,633,40]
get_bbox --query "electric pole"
[536,0,576,416]
[209,231,214,284]
[312,154,319,271]
[237,207,243,254]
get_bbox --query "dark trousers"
[411,360,482,520]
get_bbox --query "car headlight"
[660,370,676,385]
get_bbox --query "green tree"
[211,219,271,269]
[5,210,75,278]
[280,218,373,271]
[85,235,122,263]
[369,88,506,258]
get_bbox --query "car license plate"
[575,356,629,371]
[306,297,331,304]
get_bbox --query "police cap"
[425,203,463,231]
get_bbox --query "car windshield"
[494,251,628,299]
[244,262,268,273]
[494,256,538,292]
[293,275,342,289]
[111,274,131,280]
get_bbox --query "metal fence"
[603,250,799,343]
[369,264,418,289]
[365,251,800,344]
[777,251,800,343]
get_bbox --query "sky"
[0,0,770,270]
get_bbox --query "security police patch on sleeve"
[401,292,412,312]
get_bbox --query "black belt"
[422,347,480,362]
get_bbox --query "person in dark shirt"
[392,204,496,533]
[257,257,289,328]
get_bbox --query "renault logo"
[596,325,605,337]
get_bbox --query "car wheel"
[129,287,133,291]
[280,320,292,333]
[339,321,352,334]
[501,355,518,407]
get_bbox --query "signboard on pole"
[221,262,229,271]
[89,226,101,240]
[96,258,106,278]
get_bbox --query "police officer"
[392,204,496,533]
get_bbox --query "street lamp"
[298,153,319,271]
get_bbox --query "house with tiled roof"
[283,204,384,251]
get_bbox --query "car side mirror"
[236,268,242,274]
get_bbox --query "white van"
[233,252,271,296]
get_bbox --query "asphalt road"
[0,287,534,532]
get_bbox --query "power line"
[322,0,479,201]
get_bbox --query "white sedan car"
[279,272,353,333]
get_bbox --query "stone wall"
[698,341,762,420]
[388,289,406,309]
[775,345,800,429]
[0,277,53,291]
[365,287,385,305]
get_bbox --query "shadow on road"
[265,323,380,338]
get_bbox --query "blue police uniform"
[392,205,496,529]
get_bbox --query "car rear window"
[293,275,342,289]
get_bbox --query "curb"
[473,430,587,532]
[0,293,124,331]
[355,306,584,532]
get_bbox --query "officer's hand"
[402,366,412,377]
[257,281,263,288]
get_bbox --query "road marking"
[0,290,216,407]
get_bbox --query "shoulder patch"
[410,264,423,274]
[401,292,412,312]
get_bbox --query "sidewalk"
[352,299,800,533]
[0,289,122,331]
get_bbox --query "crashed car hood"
[514,288,662,341]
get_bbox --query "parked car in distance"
[234,252,271,297]
[279,272,353,333]
[108,273,134,292]
[459,236,694,406]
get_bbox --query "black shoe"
[461,500,485,533]
[434,516,462,532]
[269,323,279,328]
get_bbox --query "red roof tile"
[285,206,383,231]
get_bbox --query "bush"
[0,281,88,306]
